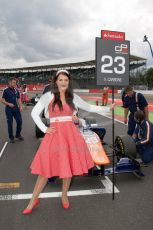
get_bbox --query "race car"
[21,94,40,106]
[35,116,144,178]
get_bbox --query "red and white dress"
[30,92,110,178]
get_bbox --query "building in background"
[0,55,146,90]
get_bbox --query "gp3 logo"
[115,44,128,53]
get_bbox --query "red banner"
[101,30,125,41]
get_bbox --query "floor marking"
[0,142,8,158]
[0,182,20,189]
[0,176,119,201]
[102,113,126,125]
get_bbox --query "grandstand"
[0,55,146,89]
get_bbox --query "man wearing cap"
[123,86,149,136]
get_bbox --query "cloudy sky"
[0,0,153,67]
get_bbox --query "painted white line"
[102,176,119,193]
[0,142,8,158]
[0,176,119,201]
[102,113,126,125]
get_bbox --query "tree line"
[130,67,153,89]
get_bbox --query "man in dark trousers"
[133,110,153,164]
[1,78,24,143]
[123,86,149,136]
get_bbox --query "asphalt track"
[0,94,153,230]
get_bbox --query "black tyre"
[115,135,137,160]
[30,97,36,105]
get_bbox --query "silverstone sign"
[96,37,130,86]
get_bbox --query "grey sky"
[0,0,153,67]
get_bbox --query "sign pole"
[96,30,130,201]
[112,86,115,200]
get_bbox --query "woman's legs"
[25,176,72,209]
[62,177,72,204]
[26,175,48,209]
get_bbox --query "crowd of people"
[0,71,153,215]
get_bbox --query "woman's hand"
[46,127,56,134]
[72,114,80,126]
[110,103,115,110]
[108,103,115,112]
[72,114,79,121]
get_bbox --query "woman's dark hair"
[134,110,145,122]
[51,70,75,111]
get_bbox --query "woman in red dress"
[22,70,110,214]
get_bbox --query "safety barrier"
[0,84,153,95]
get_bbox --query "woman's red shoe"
[22,198,40,215]
[62,203,70,209]
[22,208,33,215]
[61,196,70,209]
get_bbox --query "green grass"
[86,100,153,122]
[114,105,153,122]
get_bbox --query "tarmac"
[0,93,153,230]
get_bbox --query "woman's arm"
[31,95,48,133]
[144,106,149,121]
[124,108,129,124]
[73,93,110,115]
[139,121,150,145]
[132,124,139,139]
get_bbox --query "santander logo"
[101,30,125,41]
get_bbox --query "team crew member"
[22,70,110,214]
[133,110,153,164]
[102,86,109,106]
[1,78,24,143]
[43,78,52,94]
[123,86,149,136]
